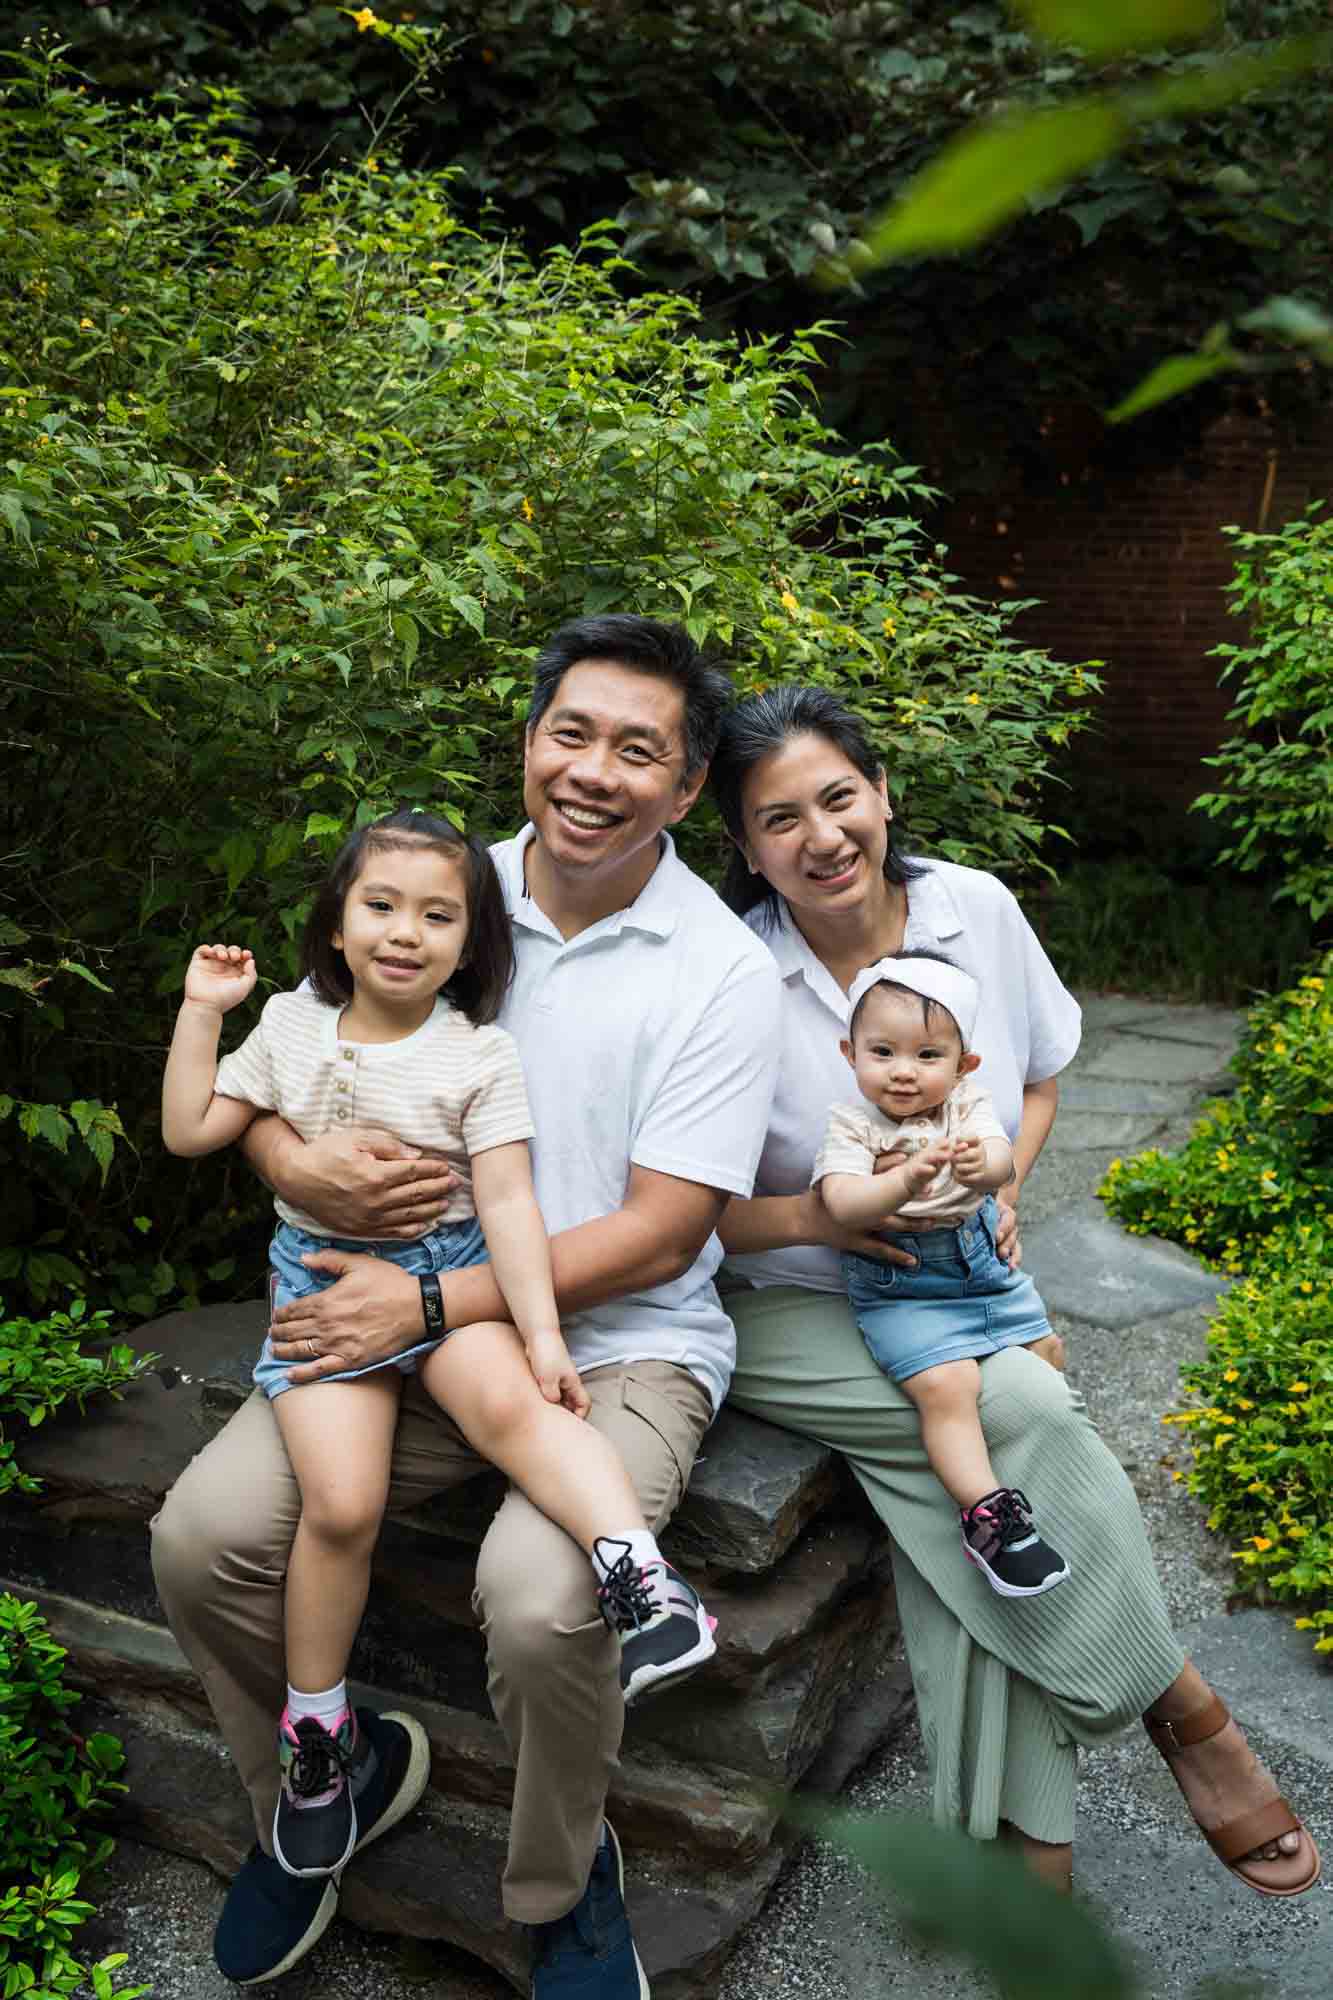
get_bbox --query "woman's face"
[737,731,891,916]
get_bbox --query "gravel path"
[78,996,1332,1998]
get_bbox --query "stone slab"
[103,1699,788,1998]
[1022,1201,1230,1327]
[1039,1111,1179,1156]
[1057,1076,1201,1115]
[15,1303,844,1575]
[1079,1037,1234,1087]
[1112,1005,1245,1049]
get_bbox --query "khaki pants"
[150,1357,712,1923]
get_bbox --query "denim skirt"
[253,1216,490,1400]
[842,1195,1052,1385]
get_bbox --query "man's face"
[523,661,705,889]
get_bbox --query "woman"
[709,684,1318,1897]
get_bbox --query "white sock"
[591,1529,663,1583]
[286,1679,350,1730]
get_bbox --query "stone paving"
[73,996,1333,1998]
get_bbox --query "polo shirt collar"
[505,823,680,941]
[901,862,964,947]
[768,859,959,1017]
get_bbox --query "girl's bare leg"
[273,1372,401,1693]
[902,1359,997,1510]
[1146,1660,1308,1873]
[419,1321,645,1549]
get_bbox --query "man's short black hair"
[527,615,731,776]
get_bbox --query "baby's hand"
[526,1329,590,1419]
[897,1141,953,1198]
[183,944,258,1013]
[950,1136,989,1187]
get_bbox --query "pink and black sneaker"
[594,1539,717,1704]
[273,1706,359,1878]
[961,1487,1070,1598]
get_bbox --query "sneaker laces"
[971,1487,1034,1547]
[284,1717,354,1804]
[595,1548,658,1634]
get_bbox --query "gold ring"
[306,1338,318,1359]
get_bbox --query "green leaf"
[303,812,345,841]
[1019,0,1219,57]
[56,958,114,995]
[216,832,259,897]
[1106,348,1236,423]
[448,591,486,636]
[392,608,420,668]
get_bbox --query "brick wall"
[931,399,1333,812]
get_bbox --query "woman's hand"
[995,1184,1023,1268]
[793,1187,918,1267]
[269,1249,424,1384]
[262,1126,459,1239]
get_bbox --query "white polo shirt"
[725,858,1082,1295]
[491,826,781,1411]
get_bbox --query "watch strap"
[419,1271,445,1337]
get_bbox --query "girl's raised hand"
[183,943,258,1012]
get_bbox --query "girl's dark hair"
[709,684,926,926]
[302,809,514,1025]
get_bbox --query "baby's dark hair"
[848,948,967,1045]
[302,808,514,1025]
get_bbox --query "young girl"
[814,950,1070,1599]
[162,808,715,1881]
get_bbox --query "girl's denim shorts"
[841,1195,1051,1386]
[254,1216,490,1401]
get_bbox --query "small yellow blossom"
[882,616,896,637]
[779,590,800,616]
[1316,1638,1333,1654]
[1250,1535,1273,1551]
[352,7,379,29]
[79,316,95,329]
[964,692,981,705]
[1223,1367,1239,1382]
[1236,1398,1254,1411]
[1288,1380,1310,1393]
[1299,1281,1313,1294]
[521,497,535,522]
[366,157,380,174]
[1294,1617,1316,1629]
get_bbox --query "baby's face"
[841,987,967,1122]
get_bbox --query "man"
[150,616,781,1995]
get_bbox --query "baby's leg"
[274,1372,401,1694]
[1028,1332,1066,1372]
[900,1358,996,1510]
[419,1322,644,1549]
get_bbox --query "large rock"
[1023,1200,1231,1328]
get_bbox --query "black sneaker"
[594,1541,716,1704]
[961,1487,1070,1598]
[273,1707,358,1878]
[213,1707,430,1983]
[530,1819,649,1997]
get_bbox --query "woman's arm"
[717,1188,918,1265]
[995,1075,1060,1265]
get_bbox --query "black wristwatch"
[419,1271,446,1337]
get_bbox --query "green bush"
[1,49,1094,1317]
[0,1594,148,2000]
[1102,949,1333,1647]
[0,1300,158,1498]
[1194,508,1333,922]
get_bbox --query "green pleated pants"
[723,1280,1186,1845]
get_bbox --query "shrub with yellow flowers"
[1103,950,1333,1651]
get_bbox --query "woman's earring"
[885,807,894,825]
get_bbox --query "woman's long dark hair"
[302,808,514,1025]
[710,685,926,928]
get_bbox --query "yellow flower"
[1250,1535,1273,1551]
[1294,1617,1316,1629]
[1316,1638,1333,1653]
[964,692,981,705]
[1299,1282,1313,1294]
[352,7,379,28]
[779,590,800,615]
[366,157,380,174]
[1245,1481,1265,1494]
[882,616,896,637]
[1236,1398,1254,1411]
[1288,1380,1310,1393]
[79,316,95,329]
[521,497,535,522]
[1223,1368,1239,1382]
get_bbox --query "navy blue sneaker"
[529,1820,649,1997]
[213,1707,430,1983]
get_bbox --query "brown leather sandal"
[1145,1693,1322,1898]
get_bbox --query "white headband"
[846,956,980,1046]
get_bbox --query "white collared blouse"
[725,858,1082,1294]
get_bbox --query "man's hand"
[267,1127,459,1240]
[995,1186,1023,1268]
[269,1249,424,1384]
[526,1329,590,1418]
[793,1187,918,1267]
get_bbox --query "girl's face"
[737,732,891,916]
[333,841,470,1014]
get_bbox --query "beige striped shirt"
[215,988,534,1237]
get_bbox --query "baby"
[814,951,1068,1598]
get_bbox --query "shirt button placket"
[336,1044,356,1121]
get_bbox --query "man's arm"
[270,1163,728,1385]
[241,1115,459,1237]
